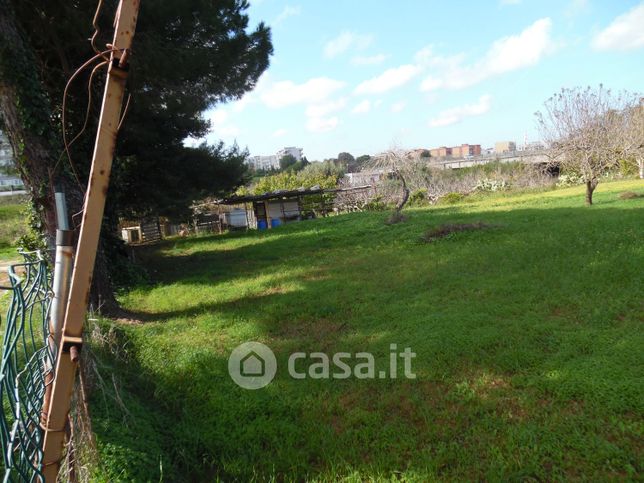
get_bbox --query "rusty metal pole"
[41,187,74,429]
[41,1,140,480]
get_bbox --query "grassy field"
[0,195,28,262]
[89,179,643,481]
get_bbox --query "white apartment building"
[247,154,280,170]
[0,130,13,167]
[247,147,304,171]
[0,130,22,188]
[276,147,303,162]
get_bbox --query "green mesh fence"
[0,251,54,482]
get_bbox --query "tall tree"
[536,85,636,205]
[0,0,273,311]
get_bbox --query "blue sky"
[199,0,644,160]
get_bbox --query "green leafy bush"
[408,188,428,206]
[363,195,387,211]
[440,192,466,204]
[242,170,339,196]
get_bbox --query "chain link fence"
[0,251,54,481]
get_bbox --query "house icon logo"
[240,351,265,377]
[228,342,277,389]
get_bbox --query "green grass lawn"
[90,179,643,481]
[0,195,28,263]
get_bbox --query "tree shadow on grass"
[94,204,643,481]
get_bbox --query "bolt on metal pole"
[41,1,141,480]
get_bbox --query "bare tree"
[536,85,634,205]
[368,148,426,215]
[618,97,644,179]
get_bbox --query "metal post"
[41,188,74,427]
[41,1,140,479]
[51,186,74,345]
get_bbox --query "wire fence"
[0,251,54,481]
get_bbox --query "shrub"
[363,196,387,212]
[408,189,428,206]
[556,173,584,187]
[475,178,509,192]
[439,192,466,204]
[618,191,641,200]
[618,158,639,177]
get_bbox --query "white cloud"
[272,128,288,138]
[592,3,644,51]
[207,109,240,138]
[306,99,345,133]
[429,95,492,127]
[274,5,301,26]
[414,45,434,65]
[216,125,241,137]
[324,31,373,59]
[260,77,346,108]
[351,54,388,65]
[354,64,420,95]
[208,109,228,125]
[232,93,254,113]
[306,98,347,118]
[391,101,406,113]
[306,116,339,133]
[420,76,443,91]
[419,18,553,91]
[351,100,371,114]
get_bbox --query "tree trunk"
[0,0,119,314]
[585,179,597,206]
[0,0,57,237]
[395,171,410,212]
[639,159,643,180]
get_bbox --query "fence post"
[41,1,141,480]
[40,187,74,428]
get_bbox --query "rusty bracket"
[108,55,130,79]
[61,336,83,363]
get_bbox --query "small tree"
[368,148,424,216]
[279,154,297,170]
[536,86,634,205]
[338,152,356,171]
[356,154,371,167]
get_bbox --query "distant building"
[430,146,452,158]
[247,155,280,171]
[0,130,13,167]
[276,147,303,162]
[429,143,481,159]
[495,141,516,154]
[518,141,545,152]
[247,146,304,171]
[0,130,22,189]
[452,144,482,158]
